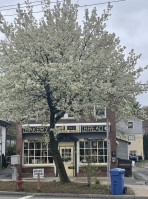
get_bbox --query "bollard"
[37,173,40,191]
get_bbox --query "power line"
[78,0,126,7]
[0,1,62,14]
[0,0,126,17]
[0,0,126,10]
[0,0,44,9]
[0,3,42,12]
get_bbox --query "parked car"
[129,155,139,162]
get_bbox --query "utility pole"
[107,119,110,190]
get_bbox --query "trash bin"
[110,168,125,195]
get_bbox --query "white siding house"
[116,119,144,159]
[0,119,10,156]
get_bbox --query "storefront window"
[79,140,107,164]
[23,141,53,165]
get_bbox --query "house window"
[79,140,107,163]
[68,114,74,118]
[128,135,135,142]
[94,107,105,117]
[23,141,53,165]
[130,151,137,156]
[62,113,74,119]
[128,122,133,128]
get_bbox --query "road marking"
[18,196,33,199]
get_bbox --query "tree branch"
[55,110,65,123]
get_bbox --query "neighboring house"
[16,109,118,178]
[0,119,10,168]
[0,119,10,156]
[116,119,144,160]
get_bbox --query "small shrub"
[2,154,7,168]
[84,156,101,186]
[6,145,16,156]
[95,179,100,185]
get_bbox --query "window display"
[23,141,53,165]
[79,140,107,163]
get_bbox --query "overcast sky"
[0,0,148,107]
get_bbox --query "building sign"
[81,125,106,132]
[22,126,49,134]
[33,168,44,179]
[22,125,107,133]
[67,126,76,130]
[57,125,79,133]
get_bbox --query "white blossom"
[0,0,147,122]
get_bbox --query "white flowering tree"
[0,0,147,182]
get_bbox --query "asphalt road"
[0,168,13,179]
[0,195,136,199]
[132,166,148,184]
[0,196,32,199]
[0,196,68,199]
[0,196,53,199]
[0,196,90,199]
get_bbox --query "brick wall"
[78,166,107,177]
[22,167,55,178]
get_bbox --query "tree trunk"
[49,129,70,183]
[45,84,70,182]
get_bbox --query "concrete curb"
[0,191,135,198]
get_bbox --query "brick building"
[16,109,117,178]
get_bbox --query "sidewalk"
[126,185,148,197]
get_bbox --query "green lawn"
[0,181,134,195]
[136,160,148,167]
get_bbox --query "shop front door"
[60,146,74,177]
